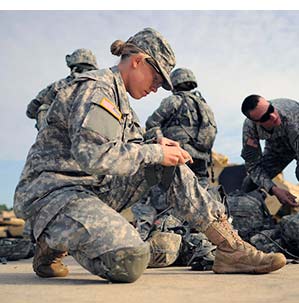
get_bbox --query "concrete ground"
[1,256,298,303]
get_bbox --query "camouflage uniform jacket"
[14,66,163,221]
[241,98,299,193]
[145,91,217,161]
[26,75,74,120]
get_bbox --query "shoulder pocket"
[82,99,122,141]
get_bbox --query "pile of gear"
[227,188,299,260]
[130,201,216,270]
[2,153,299,268]
[0,211,34,264]
[211,152,299,259]
[123,151,299,270]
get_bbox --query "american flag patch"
[99,97,122,121]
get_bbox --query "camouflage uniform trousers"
[187,159,209,189]
[37,164,225,277]
[132,165,210,267]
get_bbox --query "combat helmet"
[65,48,98,69]
[170,68,197,91]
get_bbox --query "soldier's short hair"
[241,94,262,118]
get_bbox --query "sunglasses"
[250,104,274,123]
[145,57,163,88]
[145,57,161,75]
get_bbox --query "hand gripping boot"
[33,234,69,278]
[205,216,286,274]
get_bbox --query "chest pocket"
[82,99,122,141]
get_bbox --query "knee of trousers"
[94,243,150,283]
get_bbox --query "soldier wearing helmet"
[65,48,98,72]
[26,48,99,130]
[138,68,217,269]
[146,67,217,187]
[15,28,286,284]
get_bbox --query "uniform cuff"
[141,144,164,165]
[263,179,276,194]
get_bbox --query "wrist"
[270,185,278,196]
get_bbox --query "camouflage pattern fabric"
[15,66,225,231]
[144,70,217,192]
[43,208,148,279]
[176,232,216,271]
[226,189,275,241]
[140,78,217,254]
[280,213,299,254]
[241,98,299,193]
[147,231,182,267]
[0,238,35,263]
[145,89,217,183]
[250,228,283,254]
[131,202,157,240]
[15,29,225,279]
[131,202,216,269]
[27,49,98,130]
[41,191,145,257]
[170,68,197,88]
[26,76,72,122]
[65,48,98,69]
[126,28,175,90]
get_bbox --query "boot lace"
[219,216,245,245]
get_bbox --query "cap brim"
[155,61,173,91]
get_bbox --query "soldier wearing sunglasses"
[241,94,299,207]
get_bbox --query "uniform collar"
[110,65,130,114]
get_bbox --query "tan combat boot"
[33,234,69,278]
[205,216,286,274]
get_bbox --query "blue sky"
[1,10,299,207]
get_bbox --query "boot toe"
[34,263,69,278]
[268,253,286,272]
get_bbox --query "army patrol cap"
[170,68,198,89]
[126,27,176,90]
[65,48,98,69]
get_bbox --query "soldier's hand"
[160,145,193,166]
[179,148,193,164]
[158,137,193,164]
[271,186,299,207]
[157,137,180,147]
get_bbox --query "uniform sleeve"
[69,82,164,176]
[145,96,178,140]
[241,119,275,192]
[26,81,59,119]
[26,85,51,119]
[287,117,299,169]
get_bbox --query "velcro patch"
[99,97,122,121]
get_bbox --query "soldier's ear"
[131,54,143,69]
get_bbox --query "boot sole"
[33,263,69,278]
[34,268,69,278]
[213,257,286,274]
